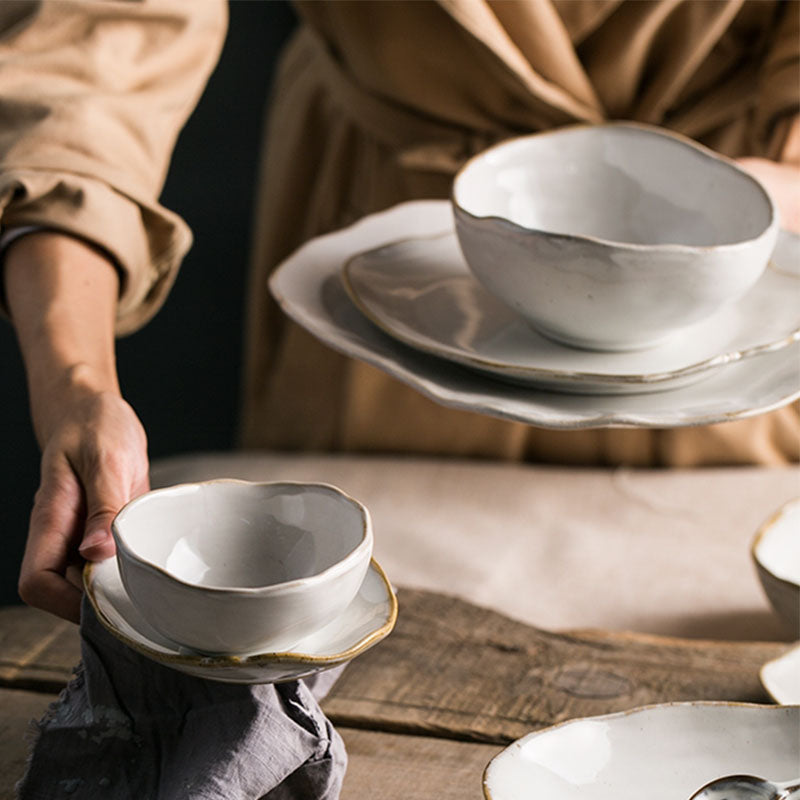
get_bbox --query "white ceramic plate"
[761,644,800,705]
[84,557,397,684]
[483,702,800,800]
[269,201,800,429]
[343,230,800,394]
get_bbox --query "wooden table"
[0,591,788,799]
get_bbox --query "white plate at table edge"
[482,701,800,800]
[84,557,397,684]
[342,230,800,394]
[269,200,800,429]
[761,643,800,705]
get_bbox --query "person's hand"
[18,376,149,623]
[736,157,800,234]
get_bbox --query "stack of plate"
[270,201,800,429]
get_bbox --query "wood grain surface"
[322,589,788,743]
[0,590,788,798]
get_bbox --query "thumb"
[78,470,130,561]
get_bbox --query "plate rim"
[83,557,398,670]
[481,700,800,800]
[342,231,800,388]
[269,199,800,429]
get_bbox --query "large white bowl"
[452,123,778,351]
[752,497,800,636]
[112,480,373,654]
[483,703,799,800]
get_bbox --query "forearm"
[4,232,121,447]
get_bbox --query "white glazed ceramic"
[268,200,800,429]
[343,230,799,394]
[112,480,373,654]
[761,643,800,705]
[84,556,396,684]
[752,498,800,637]
[482,703,800,800]
[453,124,779,351]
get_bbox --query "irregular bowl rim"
[111,478,373,596]
[452,121,778,254]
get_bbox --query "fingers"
[18,392,150,623]
[18,455,85,622]
[78,451,144,562]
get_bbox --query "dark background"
[0,2,297,606]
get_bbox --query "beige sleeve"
[0,0,228,334]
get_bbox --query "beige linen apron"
[240,0,800,465]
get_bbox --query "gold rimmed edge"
[342,233,800,388]
[480,700,800,800]
[84,557,398,670]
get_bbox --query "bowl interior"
[754,499,800,587]
[454,126,772,247]
[114,482,366,589]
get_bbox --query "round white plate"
[761,644,800,705]
[84,557,397,684]
[343,231,800,394]
[483,702,800,800]
[269,201,800,429]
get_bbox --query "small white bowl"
[452,123,778,351]
[752,497,800,636]
[112,480,373,654]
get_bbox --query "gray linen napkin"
[16,596,347,800]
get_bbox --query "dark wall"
[0,2,297,606]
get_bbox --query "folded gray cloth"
[17,596,347,800]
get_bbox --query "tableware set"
[90,124,799,786]
[86,480,397,684]
[271,199,800,428]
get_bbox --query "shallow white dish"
[482,702,800,800]
[343,230,799,394]
[84,556,397,684]
[269,201,800,429]
[761,644,800,705]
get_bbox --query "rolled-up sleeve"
[0,0,228,334]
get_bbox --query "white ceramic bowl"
[752,497,800,636]
[452,123,778,351]
[483,702,799,800]
[112,480,373,654]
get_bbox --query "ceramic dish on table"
[752,498,800,636]
[342,229,799,394]
[761,643,800,705]
[269,200,800,429]
[482,702,800,800]
[84,557,397,684]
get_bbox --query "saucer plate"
[84,557,397,684]
[343,230,799,394]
